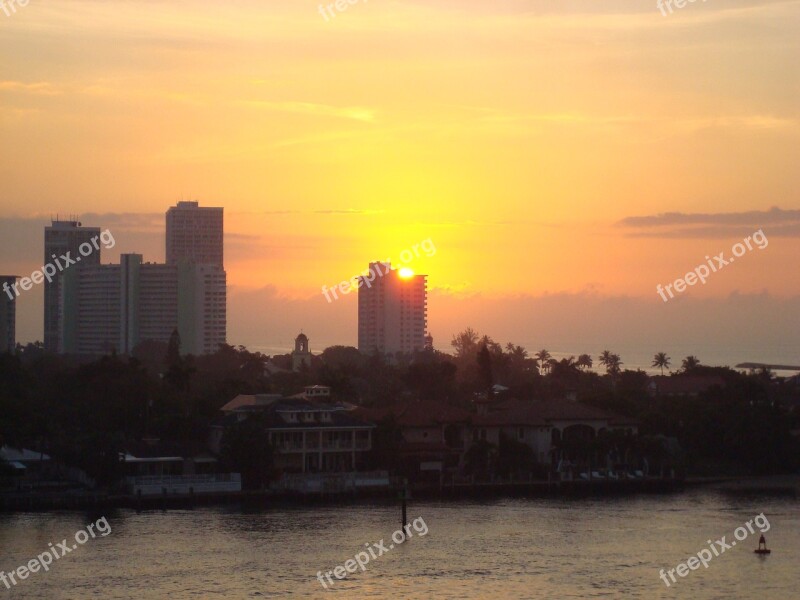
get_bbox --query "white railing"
[272,471,390,493]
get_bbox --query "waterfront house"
[473,397,639,467]
[358,397,640,481]
[121,438,241,496]
[354,401,473,480]
[214,386,376,474]
[0,446,51,490]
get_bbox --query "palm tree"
[652,352,671,375]
[681,355,701,372]
[535,349,552,374]
[606,353,623,376]
[576,354,593,371]
[598,350,613,371]
[505,342,528,358]
[450,327,480,358]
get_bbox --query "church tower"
[292,332,312,371]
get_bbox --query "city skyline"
[1,0,799,365]
[2,205,800,369]
[23,202,228,356]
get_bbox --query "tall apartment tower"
[0,275,19,353]
[166,201,224,266]
[358,262,428,355]
[165,201,226,352]
[43,220,101,352]
[60,255,226,356]
[54,203,226,356]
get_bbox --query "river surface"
[0,484,797,599]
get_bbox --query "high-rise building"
[0,275,19,353]
[165,200,227,353]
[60,254,226,356]
[176,261,227,355]
[44,220,101,352]
[166,201,224,266]
[53,202,226,356]
[358,262,428,355]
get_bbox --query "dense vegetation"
[1,328,798,485]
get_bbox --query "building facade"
[0,276,18,353]
[166,201,224,266]
[60,254,226,356]
[43,220,101,352]
[53,201,226,356]
[215,386,375,474]
[357,262,428,355]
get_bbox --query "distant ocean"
[249,343,800,377]
[539,344,800,376]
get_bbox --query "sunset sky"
[1,0,799,368]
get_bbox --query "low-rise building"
[358,397,639,480]
[121,438,240,496]
[354,401,472,479]
[215,386,375,474]
[474,398,638,466]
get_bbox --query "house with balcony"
[215,386,376,474]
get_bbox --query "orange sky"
[1,0,799,363]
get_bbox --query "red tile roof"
[352,401,472,427]
[475,398,635,426]
[353,398,636,428]
[650,375,726,395]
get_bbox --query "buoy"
[754,534,771,555]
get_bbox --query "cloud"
[230,209,382,216]
[79,212,164,232]
[618,207,800,238]
[0,81,61,95]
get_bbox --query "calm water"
[1,486,797,599]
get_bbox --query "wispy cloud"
[230,209,382,216]
[0,81,61,95]
[618,207,800,238]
